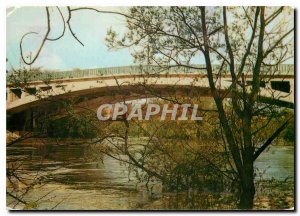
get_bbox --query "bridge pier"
[7,108,36,133]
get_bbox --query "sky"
[6,7,294,72]
[6,7,133,71]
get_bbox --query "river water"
[6,142,294,210]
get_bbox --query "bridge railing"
[6,64,294,84]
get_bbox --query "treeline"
[42,110,294,145]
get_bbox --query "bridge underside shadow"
[7,83,293,132]
[7,84,217,131]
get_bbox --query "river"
[6,142,294,210]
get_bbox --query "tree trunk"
[238,160,255,209]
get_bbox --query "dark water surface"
[6,142,294,210]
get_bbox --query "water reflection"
[254,146,294,180]
[6,143,294,210]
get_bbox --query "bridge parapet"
[7,64,294,84]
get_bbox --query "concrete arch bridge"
[6,64,294,131]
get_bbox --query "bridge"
[6,64,294,130]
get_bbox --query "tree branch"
[253,118,291,160]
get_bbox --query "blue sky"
[6,7,133,71]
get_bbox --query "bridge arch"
[6,72,294,114]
